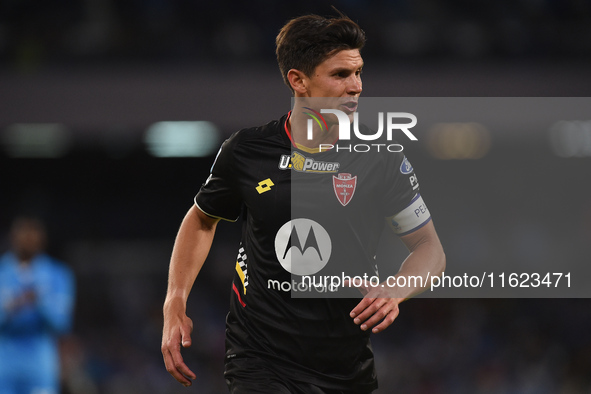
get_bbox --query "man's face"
[300,49,363,111]
[11,219,46,262]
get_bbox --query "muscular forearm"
[164,205,219,309]
[350,221,445,334]
[162,206,217,386]
[391,234,446,300]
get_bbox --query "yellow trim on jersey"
[295,142,332,154]
[235,261,247,294]
[194,200,239,222]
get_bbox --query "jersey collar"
[284,111,336,153]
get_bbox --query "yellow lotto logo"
[256,178,274,194]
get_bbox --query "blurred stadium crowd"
[1,1,591,393]
[1,0,591,69]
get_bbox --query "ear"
[287,69,308,95]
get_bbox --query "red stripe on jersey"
[232,283,246,307]
[283,111,297,148]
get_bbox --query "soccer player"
[162,13,445,393]
[0,217,76,394]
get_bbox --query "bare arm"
[350,220,446,333]
[162,205,220,387]
[392,220,446,299]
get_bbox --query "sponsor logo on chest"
[278,152,340,173]
[277,153,358,207]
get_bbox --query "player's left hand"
[348,282,403,334]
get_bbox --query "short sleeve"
[195,136,243,221]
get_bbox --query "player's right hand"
[162,305,197,387]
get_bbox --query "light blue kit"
[0,252,75,394]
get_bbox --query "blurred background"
[1,0,590,393]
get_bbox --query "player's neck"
[288,111,338,153]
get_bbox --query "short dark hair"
[276,13,366,92]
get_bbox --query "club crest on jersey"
[333,173,357,206]
[278,151,340,173]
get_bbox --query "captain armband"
[388,194,432,236]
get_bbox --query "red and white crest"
[332,173,357,206]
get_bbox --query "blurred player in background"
[162,11,445,393]
[0,217,76,394]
